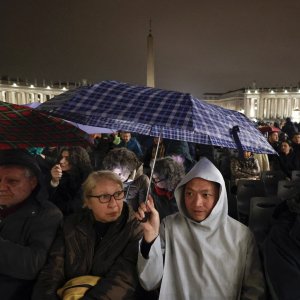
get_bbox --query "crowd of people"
[0,123,299,299]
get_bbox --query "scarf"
[153,185,174,200]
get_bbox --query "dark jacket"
[263,200,300,300]
[48,172,85,216]
[230,156,260,185]
[0,191,62,300]
[282,120,298,139]
[32,204,143,300]
[118,138,143,159]
[125,164,150,211]
[150,184,178,221]
[276,151,297,178]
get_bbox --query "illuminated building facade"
[203,85,300,122]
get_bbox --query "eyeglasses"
[87,190,125,204]
[152,177,166,184]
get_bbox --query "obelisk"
[147,19,155,87]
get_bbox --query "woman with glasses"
[32,170,143,300]
[151,157,185,221]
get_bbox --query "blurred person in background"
[102,148,149,211]
[117,132,143,160]
[150,157,185,220]
[48,146,93,216]
[230,151,261,190]
[273,140,296,178]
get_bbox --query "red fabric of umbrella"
[0,101,93,149]
[258,126,280,134]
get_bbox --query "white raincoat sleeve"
[241,234,266,300]
[137,222,166,291]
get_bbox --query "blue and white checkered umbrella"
[37,80,275,154]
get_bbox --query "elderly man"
[0,149,62,300]
[136,157,265,300]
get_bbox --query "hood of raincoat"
[174,157,228,229]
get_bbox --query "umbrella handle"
[140,133,162,223]
[230,126,244,158]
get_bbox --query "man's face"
[184,178,219,222]
[269,132,279,143]
[292,134,300,145]
[0,166,38,207]
[122,133,131,143]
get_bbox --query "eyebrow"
[185,187,211,193]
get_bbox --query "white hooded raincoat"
[138,157,265,300]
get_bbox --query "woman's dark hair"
[280,140,292,147]
[153,157,185,191]
[102,147,140,172]
[57,146,92,187]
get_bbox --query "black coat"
[0,191,62,300]
[32,204,143,300]
[264,201,300,300]
[273,151,297,178]
[150,184,178,221]
[48,172,85,216]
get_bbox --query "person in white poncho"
[135,157,266,300]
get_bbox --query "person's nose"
[107,196,118,207]
[0,180,8,190]
[194,193,204,206]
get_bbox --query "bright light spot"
[46,86,51,89]
[270,90,275,94]
[12,83,18,87]
[254,90,258,94]
[62,87,67,91]
[284,89,288,93]
[29,84,35,88]
[247,90,251,94]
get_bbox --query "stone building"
[0,77,86,105]
[203,85,300,122]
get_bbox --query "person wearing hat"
[0,149,63,300]
[135,157,265,299]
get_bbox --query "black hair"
[153,157,185,191]
[57,146,92,188]
[102,147,140,172]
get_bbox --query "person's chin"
[191,212,207,222]
[106,212,120,221]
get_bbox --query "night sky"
[1,0,299,98]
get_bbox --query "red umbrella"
[0,101,93,149]
[258,125,280,134]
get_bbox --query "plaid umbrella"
[37,80,276,154]
[0,101,93,149]
[26,102,116,134]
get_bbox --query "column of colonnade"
[0,89,59,105]
[247,94,300,120]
